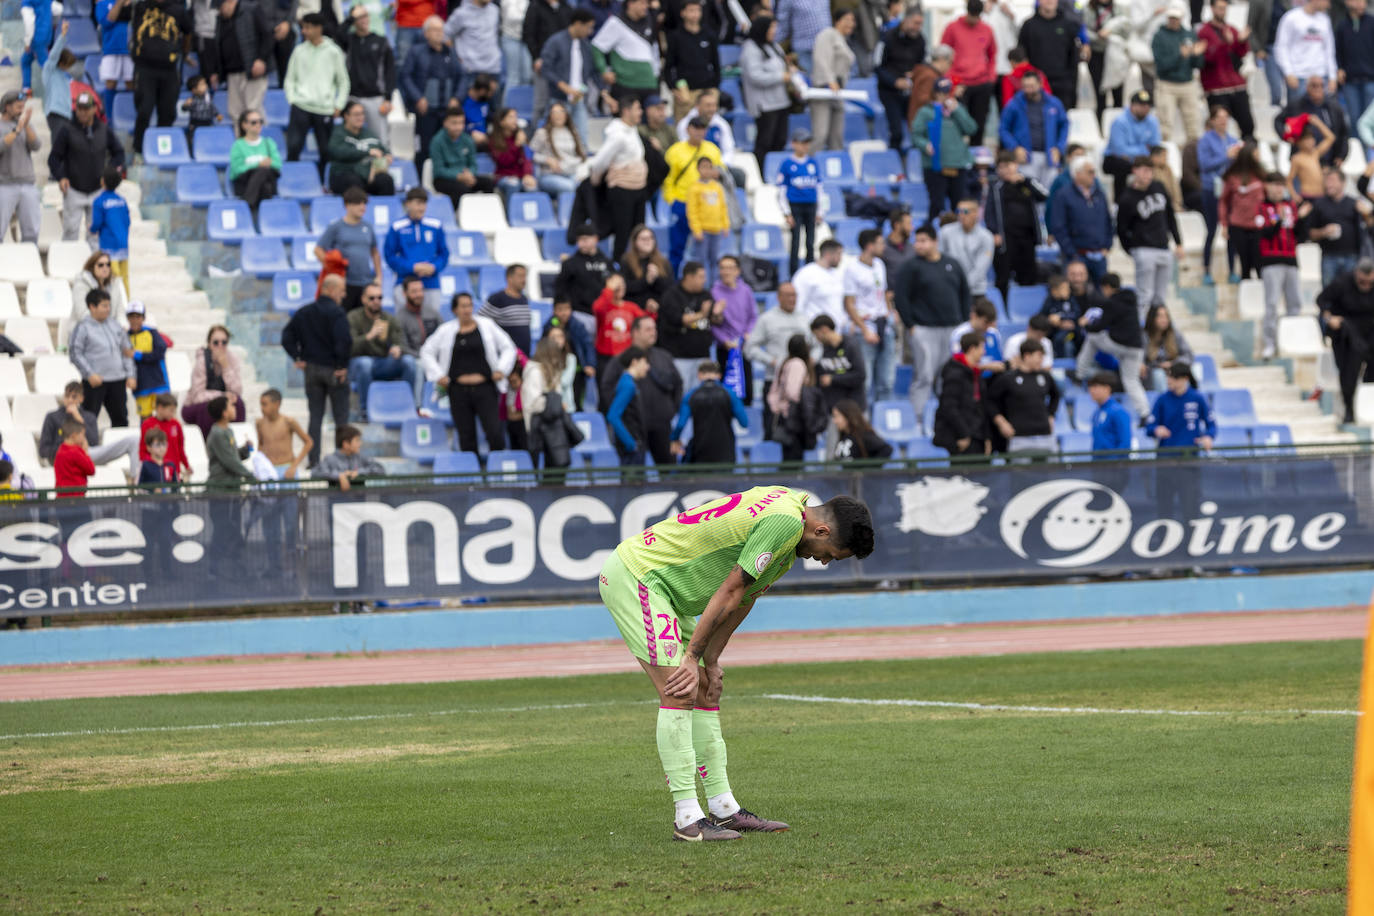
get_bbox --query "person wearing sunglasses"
[182,325,247,438]
[70,249,129,326]
[229,108,281,213]
[347,282,419,419]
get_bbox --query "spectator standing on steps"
[344,4,397,144]
[1101,90,1161,199]
[997,70,1068,191]
[48,93,124,243]
[69,289,136,429]
[1049,157,1114,283]
[597,315,681,464]
[284,13,349,172]
[281,274,352,467]
[482,264,534,356]
[844,229,896,404]
[445,0,503,100]
[941,0,999,143]
[671,360,747,464]
[1017,0,1081,113]
[384,186,449,314]
[0,90,41,245]
[400,18,462,171]
[539,10,599,140]
[128,0,191,156]
[1088,371,1135,456]
[1317,258,1374,423]
[1308,167,1362,286]
[348,282,419,419]
[745,282,813,438]
[894,225,971,432]
[525,0,574,123]
[420,292,519,455]
[940,202,995,317]
[315,187,382,313]
[985,150,1047,306]
[1273,0,1337,96]
[809,10,857,151]
[1151,4,1206,143]
[987,340,1061,457]
[658,262,717,389]
[911,78,977,224]
[933,331,992,456]
[776,129,824,276]
[1116,155,1185,319]
[212,0,273,130]
[875,9,926,152]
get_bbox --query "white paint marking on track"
[0,700,641,742]
[762,693,1361,718]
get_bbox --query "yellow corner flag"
[1350,600,1374,914]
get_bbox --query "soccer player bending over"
[600,487,875,841]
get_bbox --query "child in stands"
[54,419,94,498]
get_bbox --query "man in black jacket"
[893,224,970,431]
[344,6,398,144]
[985,149,1047,306]
[48,93,124,241]
[875,9,925,152]
[555,224,614,337]
[663,0,721,122]
[281,274,352,466]
[598,315,682,463]
[128,0,192,154]
[214,0,274,130]
[1017,0,1081,115]
[672,360,746,463]
[988,340,1061,457]
[524,0,574,121]
[933,331,990,456]
[658,261,716,390]
[1309,167,1362,287]
[810,314,867,412]
[1317,259,1374,423]
[1075,273,1149,418]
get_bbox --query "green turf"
[0,640,1360,914]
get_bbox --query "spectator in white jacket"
[1274,0,1338,91]
[419,292,518,454]
[587,96,649,259]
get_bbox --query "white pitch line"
[762,694,1361,718]
[0,700,640,742]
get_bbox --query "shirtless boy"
[256,389,313,479]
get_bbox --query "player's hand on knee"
[665,662,699,698]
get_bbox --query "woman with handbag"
[739,15,796,171]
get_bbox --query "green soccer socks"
[658,706,704,827]
[693,706,739,817]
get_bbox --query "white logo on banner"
[1000,480,1133,568]
[895,477,989,537]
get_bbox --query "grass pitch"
[0,640,1360,914]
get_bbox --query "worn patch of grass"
[0,640,1360,913]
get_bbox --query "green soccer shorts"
[600,552,699,668]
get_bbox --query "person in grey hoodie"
[68,287,136,427]
[445,0,503,99]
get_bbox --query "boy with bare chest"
[256,389,313,479]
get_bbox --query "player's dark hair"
[821,496,874,559]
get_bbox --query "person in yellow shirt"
[686,158,732,287]
[663,117,723,275]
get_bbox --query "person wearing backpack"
[766,333,827,460]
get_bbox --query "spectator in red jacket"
[1000,47,1051,106]
[54,418,96,497]
[1198,0,1254,140]
[942,0,999,141]
[488,106,537,199]
[138,392,191,478]
[593,273,650,375]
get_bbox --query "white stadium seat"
[32,355,80,396]
[0,425,40,472]
[10,393,55,434]
[0,281,21,320]
[1277,315,1325,358]
[1237,279,1265,320]
[0,358,29,395]
[45,240,93,281]
[457,194,508,235]
[4,316,54,354]
[23,277,72,321]
[0,243,45,286]
[493,228,541,265]
[164,349,192,392]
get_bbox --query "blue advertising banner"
[0,454,1368,616]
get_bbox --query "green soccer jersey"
[615,486,810,617]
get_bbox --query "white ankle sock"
[675,798,706,829]
[707,791,740,818]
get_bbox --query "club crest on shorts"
[754,552,773,575]
[664,643,677,659]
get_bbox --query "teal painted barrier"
[2,570,1370,667]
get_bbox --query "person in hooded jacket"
[933,331,992,456]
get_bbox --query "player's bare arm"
[665,565,753,699]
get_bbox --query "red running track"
[0,607,1365,702]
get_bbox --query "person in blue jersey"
[670,360,748,464]
[383,187,450,314]
[97,0,134,116]
[21,0,56,94]
[1087,371,1132,458]
[607,346,651,466]
[775,128,823,276]
[1150,361,1215,521]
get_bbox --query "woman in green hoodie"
[911,77,977,225]
[326,101,397,196]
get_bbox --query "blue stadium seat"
[1211,427,1252,455]
[842,112,872,143]
[486,449,535,481]
[1057,431,1094,455]
[508,192,559,231]
[1070,390,1099,431]
[557,190,575,224]
[438,266,473,298]
[256,198,308,238]
[309,196,344,233]
[83,54,101,86]
[895,182,929,215]
[399,417,451,464]
[261,126,290,160]
[448,230,491,265]
[906,438,950,463]
[541,230,575,261]
[729,112,755,153]
[64,18,100,56]
[1250,423,1294,454]
[1191,353,1221,390]
[478,263,508,300]
[786,112,810,138]
[894,364,913,397]
[905,149,923,178]
[367,195,402,231]
[433,450,482,482]
[290,235,320,270]
[111,92,136,133]
[176,164,224,204]
[718,77,742,104]
[572,412,610,453]
[278,161,324,199]
[425,193,457,229]
[206,200,255,242]
[747,440,783,465]
[1007,284,1046,321]
[849,76,878,102]
[830,217,872,250]
[871,399,921,449]
[474,153,496,174]
[816,151,857,184]
[733,406,763,448]
[1210,389,1258,426]
[271,272,316,311]
[718,45,741,68]
[506,84,534,122]
[366,380,418,427]
[922,397,938,433]
[66,0,94,17]
[262,89,289,126]
[741,223,785,261]
[985,287,1005,315]
[240,237,290,275]
[861,150,905,183]
[530,299,553,330]
[143,128,191,167]
[191,125,235,165]
[387,159,420,192]
[762,151,788,185]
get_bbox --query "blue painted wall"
[3,570,1371,667]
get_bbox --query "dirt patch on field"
[0,740,510,795]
